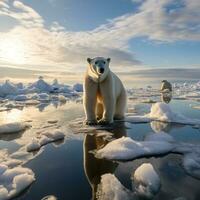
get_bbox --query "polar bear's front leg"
[83,77,98,125]
[99,78,115,125]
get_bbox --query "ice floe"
[96,132,200,180]
[147,102,200,124]
[97,169,160,200]
[0,80,18,97]
[0,122,31,134]
[14,95,28,101]
[97,173,134,200]
[41,195,57,200]
[96,135,174,161]
[125,102,200,125]
[73,83,83,92]
[0,164,35,200]
[26,129,65,152]
[132,163,161,198]
[0,77,82,101]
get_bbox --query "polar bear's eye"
[95,61,98,65]
[103,61,106,64]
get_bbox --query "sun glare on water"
[0,109,23,123]
[0,37,26,65]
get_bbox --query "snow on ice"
[96,132,200,180]
[0,77,82,100]
[0,164,35,200]
[26,129,65,152]
[125,102,200,125]
[97,173,134,200]
[0,122,31,134]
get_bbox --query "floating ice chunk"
[42,130,65,140]
[73,83,83,92]
[47,120,58,124]
[146,102,200,125]
[14,95,28,101]
[28,77,53,93]
[133,163,161,199]
[38,93,50,100]
[0,164,35,200]
[30,93,40,100]
[0,80,18,97]
[39,135,52,146]
[26,138,41,152]
[10,151,31,162]
[26,130,65,152]
[2,159,22,168]
[96,136,174,160]
[0,122,30,134]
[41,195,57,200]
[147,102,178,122]
[97,173,133,200]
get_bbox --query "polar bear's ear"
[87,58,92,64]
[107,58,111,63]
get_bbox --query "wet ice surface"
[0,79,200,200]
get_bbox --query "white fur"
[83,57,127,124]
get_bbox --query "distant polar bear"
[160,80,172,92]
[83,57,127,125]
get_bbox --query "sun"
[0,37,26,65]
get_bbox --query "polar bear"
[83,57,127,125]
[160,80,172,92]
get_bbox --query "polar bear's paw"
[98,119,113,125]
[84,119,98,126]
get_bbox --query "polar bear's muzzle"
[98,67,104,74]
[96,66,105,75]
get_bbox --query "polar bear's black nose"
[99,68,104,74]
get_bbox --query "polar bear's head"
[87,57,111,82]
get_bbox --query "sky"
[0,0,200,72]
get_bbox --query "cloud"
[0,1,141,71]
[119,68,200,79]
[0,0,199,71]
[94,0,200,42]
[0,0,43,27]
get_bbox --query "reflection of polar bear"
[83,57,127,125]
[160,80,172,92]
